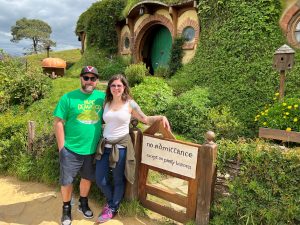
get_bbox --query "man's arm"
[54,117,65,151]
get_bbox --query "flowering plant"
[255,94,300,132]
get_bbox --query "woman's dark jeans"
[95,147,126,212]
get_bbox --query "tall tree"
[11,18,56,54]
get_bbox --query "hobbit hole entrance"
[140,24,172,74]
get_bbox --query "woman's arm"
[130,100,171,131]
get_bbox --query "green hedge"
[124,62,148,87]
[166,87,210,143]
[131,77,174,115]
[211,139,300,225]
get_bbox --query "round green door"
[150,26,172,72]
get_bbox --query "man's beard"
[81,84,95,93]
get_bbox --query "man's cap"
[80,66,99,77]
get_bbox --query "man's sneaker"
[96,207,116,223]
[61,204,72,225]
[78,197,94,219]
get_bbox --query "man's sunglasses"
[82,76,97,82]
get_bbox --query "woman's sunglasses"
[82,76,97,82]
[110,84,124,88]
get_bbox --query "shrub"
[7,66,51,107]
[0,55,51,111]
[211,139,300,225]
[154,65,169,78]
[124,62,148,87]
[36,144,60,185]
[166,87,210,143]
[101,58,128,81]
[168,36,184,77]
[13,152,37,181]
[131,77,174,115]
[0,111,28,173]
[208,105,243,140]
[0,128,27,173]
[255,95,300,132]
[70,47,127,80]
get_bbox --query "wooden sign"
[136,120,217,224]
[142,134,199,178]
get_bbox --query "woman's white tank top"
[103,101,131,141]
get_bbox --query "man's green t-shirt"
[53,89,105,155]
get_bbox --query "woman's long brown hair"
[105,74,132,105]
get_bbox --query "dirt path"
[0,176,160,225]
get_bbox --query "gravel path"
[0,176,159,225]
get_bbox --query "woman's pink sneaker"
[96,206,116,223]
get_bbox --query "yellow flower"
[256,115,260,118]
[286,127,292,132]
[264,109,269,113]
[273,97,277,100]
[275,93,279,96]
[294,118,298,122]
[285,112,290,115]
[282,102,287,106]
[254,118,257,121]
[263,122,267,126]
[283,116,287,119]
[294,104,299,108]
[288,106,292,109]
[261,112,265,115]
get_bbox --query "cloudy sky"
[0,0,98,56]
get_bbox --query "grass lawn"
[25,49,82,70]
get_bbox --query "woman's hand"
[161,116,171,131]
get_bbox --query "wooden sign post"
[137,120,217,224]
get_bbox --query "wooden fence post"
[27,120,35,152]
[196,131,217,225]
[124,118,143,200]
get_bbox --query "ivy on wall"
[169,0,300,136]
[122,0,185,16]
[76,0,125,54]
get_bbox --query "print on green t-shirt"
[53,89,106,155]
[77,99,102,124]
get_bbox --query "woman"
[95,74,170,223]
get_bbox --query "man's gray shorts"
[59,147,95,186]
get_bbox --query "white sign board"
[141,135,199,179]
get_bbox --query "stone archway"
[133,14,174,73]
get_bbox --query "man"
[53,66,105,225]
